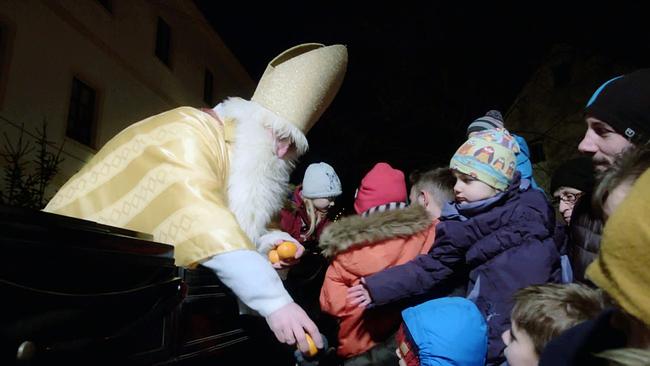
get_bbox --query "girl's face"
[453,171,498,203]
[312,197,335,213]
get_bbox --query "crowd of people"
[43,42,650,366]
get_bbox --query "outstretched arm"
[361,222,474,306]
[202,250,322,353]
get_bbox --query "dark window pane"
[155,18,171,66]
[66,78,97,147]
[96,0,112,12]
[203,69,214,105]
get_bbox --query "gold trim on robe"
[44,107,254,268]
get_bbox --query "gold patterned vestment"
[44,107,254,268]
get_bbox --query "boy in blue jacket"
[396,297,488,366]
[347,129,561,365]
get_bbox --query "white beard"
[216,98,302,247]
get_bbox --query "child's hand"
[347,283,372,308]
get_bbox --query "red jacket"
[319,205,437,358]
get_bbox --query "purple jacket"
[364,177,561,365]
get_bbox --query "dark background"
[194,2,650,212]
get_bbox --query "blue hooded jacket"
[401,297,488,366]
[513,134,540,191]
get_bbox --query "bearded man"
[43,43,347,354]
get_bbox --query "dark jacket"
[364,177,561,365]
[539,308,626,366]
[568,193,603,284]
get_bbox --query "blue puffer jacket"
[365,175,561,365]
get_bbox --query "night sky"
[194,2,650,212]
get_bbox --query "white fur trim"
[214,98,308,155]
[215,98,302,246]
[202,250,293,317]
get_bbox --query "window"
[155,17,171,67]
[0,26,5,104]
[203,69,214,106]
[66,77,97,147]
[96,0,112,13]
[0,22,13,108]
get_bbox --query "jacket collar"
[319,205,433,257]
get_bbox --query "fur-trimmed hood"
[319,204,433,258]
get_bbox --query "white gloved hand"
[257,230,298,254]
[265,302,323,354]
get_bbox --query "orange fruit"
[305,334,318,357]
[268,249,280,264]
[276,241,298,260]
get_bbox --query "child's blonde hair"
[511,283,605,356]
[409,167,456,207]
[302,197,323,238]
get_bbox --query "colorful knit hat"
[353,162,407,215]
[450,128,520,191]
[585,68,650,145]
[586,169,650,327]
[466,110,506,136]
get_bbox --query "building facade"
[0,0,253,195]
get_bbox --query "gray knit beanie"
[302,162,342,199]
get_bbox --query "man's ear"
[275,138,291,158]
[275,140,291,159]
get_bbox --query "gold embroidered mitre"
[251,43,348,134]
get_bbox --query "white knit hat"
[302,162,342,199]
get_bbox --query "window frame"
[65,76,100,149]
[203,68,214,106]
[154,17,172,68]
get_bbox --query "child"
[466,110,540,190]
[281,162,342,249]
[279,162,342,333]
[396,297,488,366]
[408,167,456,219]
[349,129,562,365]
[502,283,604,366]
[319,162,452,365]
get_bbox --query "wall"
[0,0,253,194]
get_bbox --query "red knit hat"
[354,162,407,215]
